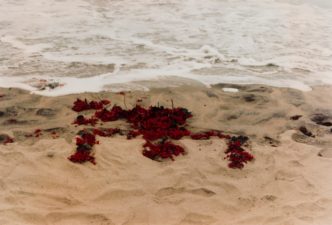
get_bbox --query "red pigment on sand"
[143,141,185,161]
[225,136,254,169]
[34,129,42,137]
[1,135,14,145]
[68,98,254,169]
[72,98,110,112]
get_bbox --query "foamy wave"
[3,70,332,96]
[0,0,331,95]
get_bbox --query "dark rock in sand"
[319,121,332,126]
[0,111,5,117]
[299,126,315,137]
[243,94,256,102]
[231,135,249,145]
[311,113,332,126]
[36,108,56,117]
[0,134,7,142]
[311,113,329,123]
[227,114,239,120]
[266,63,279,67]
[264,136,280,147]
[318,149,332,158]
[290,115,302,120]
[0,134,14,144]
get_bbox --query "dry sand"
[0,84,332,225]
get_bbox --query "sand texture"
[0,84,332,225]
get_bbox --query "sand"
[0,84,332,225]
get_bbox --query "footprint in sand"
[179,212,217,225]
[36,108,57,117]
[318,148,332,158]
[154,187,216,204]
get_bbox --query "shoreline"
[2,73,331,97]
[1,84,332,224]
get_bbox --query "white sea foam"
[222,88,239,93]
[0,0,331,96]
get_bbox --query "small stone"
[317,149,332,158]
[243,94,256,102]
[299,126,315,137]
[318,121,332,127]
[311,113,331,126]
[290,115,302,120]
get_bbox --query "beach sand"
[0,84,332,225]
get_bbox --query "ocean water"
[0,0,331,95]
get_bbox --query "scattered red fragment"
[226,150,254,169]
[69,98,254,169]
[73,115,98,126]
[68,151,96,164]
[225,136,253,169]
[0,134,14,145]
[191,130,230,140]
[143,141,185,161]
[95,106,124,122]
[72,98,111,112]
[34,129,42,137]
[92,128,120,137]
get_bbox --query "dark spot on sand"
[3,119,30,125]
[227,115,239,120]
[299,126,315,137]
[262,195,277,201]
[0,134,14,144]
[311,113,332,126]
[318,149,332,158]
[266,63,279,67]
[44,127,66,133]
[290,115,302,120]
[231,135,249,145]
[0,135,7,142]
[264,136,280,147]
[244,86,272,93]
[319,122,332,126]
[36,108,56,117]
[0,111,5,117]
[243,94,256,102]
[47,152,55,158]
